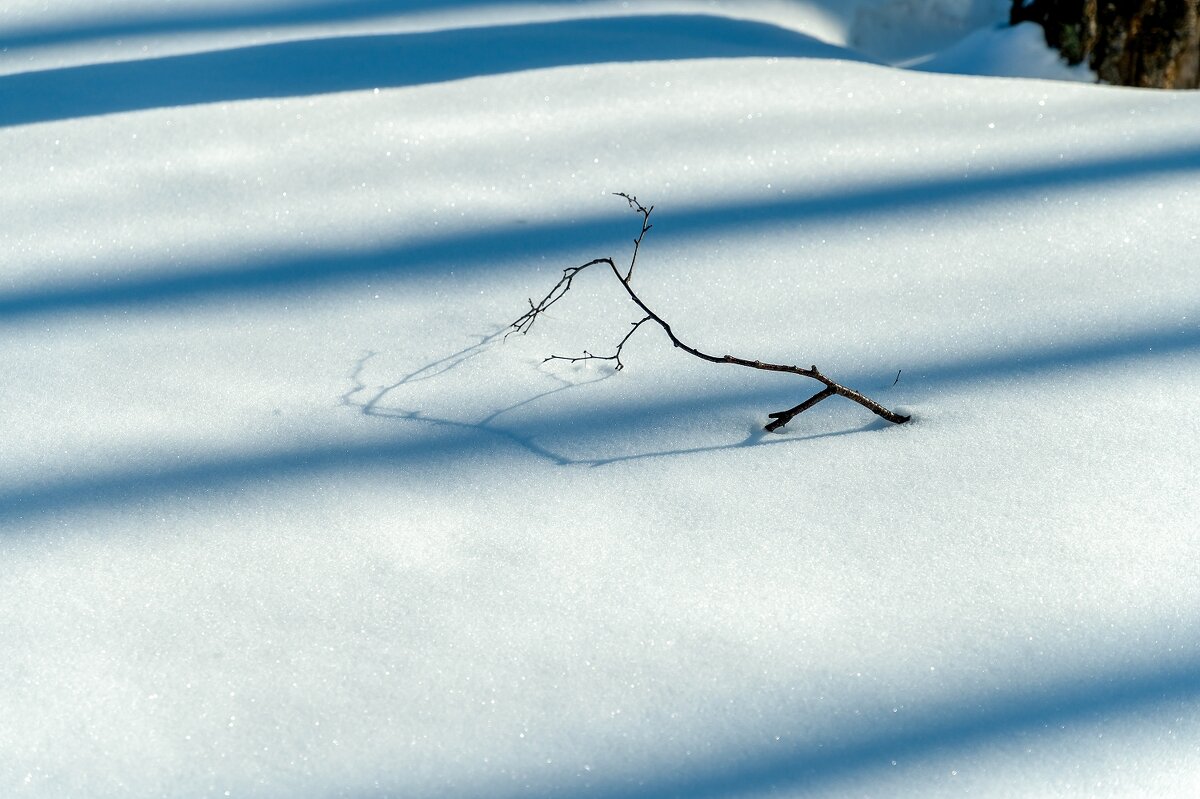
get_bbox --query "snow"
[2,1,1199,797]
[909,21,1096,82]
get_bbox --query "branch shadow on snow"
[0,339,878,528]
[0,343,1195,799]
[6,315,1200,799]
[1,308,1196,528]
[340,306,1200,466]
[1,141,1198,323]
[0,14,864,128]
[5,11,1196,793]
[339,344,887,469]
[1,136,1198,522]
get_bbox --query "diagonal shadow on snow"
[468,656,1200,799]
[342,310,1200,468]
[904,316,1200,386]
[0,336,874,527]
[0,312,1196,527]
[0,14,865,128]
[0,0,693,53]
[1,142,1198,324]
[0,397,856,528]
[340,342,891,469]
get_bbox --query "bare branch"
[613,192,653,282]
[509,196,910,432]
[765,386,836,432]
[543,315,654,372]
[507,258,614,339]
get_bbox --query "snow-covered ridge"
[4,0,1074,82]
[0,14,867,126]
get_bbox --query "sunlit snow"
[1,2,1198,797]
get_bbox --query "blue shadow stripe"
[0,313,1196,525]
[0,15,863,128]
[524,658,1200,799]
[0,143,1197,323]
[0,0,644,52]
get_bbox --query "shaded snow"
[911,21,1096,82]
[1,2,1198,798]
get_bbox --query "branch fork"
[509,195,909,432]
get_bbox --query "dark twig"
[544,315,653,371]
[510,195,910,432]
[614,192,653,282]
[764,386,837,432]
[508,261,607,339]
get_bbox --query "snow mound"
[910,20,1097,82]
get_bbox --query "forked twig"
[509,195,909,432]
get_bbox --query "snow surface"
[909,21,1096,82]
[2,1,1199,797]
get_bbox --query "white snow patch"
[1,2,1198,798]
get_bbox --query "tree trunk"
[1012,0,1200,88]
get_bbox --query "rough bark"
[1012,0,1200,88]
